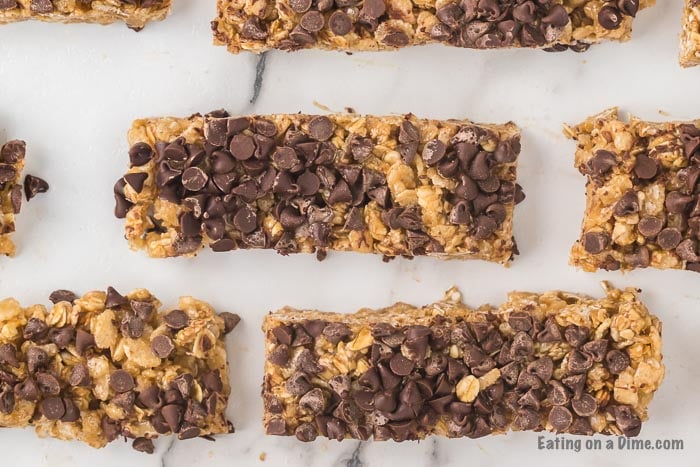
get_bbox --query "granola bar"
[262,283,664,441]
[212,0,655,54]
[115,112,524,263]
[566,108,700,273]
[0,287,240,453]
[0,0,171,30]
[0,140,26,257]
[681,0,700,66]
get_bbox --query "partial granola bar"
[566,108,700,272]
[0,287,239,453]
[0,140,26,257]
[262,283,664,441]
[115,112,524,263]
[0,0,171,30]
[212,0,655,54]
[681,0,700,66]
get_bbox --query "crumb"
[259,452,266,461]
[312,101,332,112]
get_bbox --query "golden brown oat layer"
[0,287,240,453]
[212,0,655,54]
[116,112,524,263]
[566,108,700,273]
[262,283,663,441]
[0,0,171,30]
[681,0,700,67]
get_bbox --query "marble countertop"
[0,1,698,466]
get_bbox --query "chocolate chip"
[232,205,258,233]
[547,381,570,406]
[49,289,77,304]
[105,286,128,309]
[266,417,286,435]
[657,227,682,250]
[15,377,39,401]
[598,5,622,30]
[329,10,353,35]
[677,238,700,262]
[323,322,352,344]
[665,191,692,214]
[618,0,639,16]
[300,10,324,33]
[626,245,651,268]
[0,164,17,184]
[543,4,569,27]
[582,231,609,254]
[40,396,65,420]
[308,116,334,141]
[161,404,183,433]
[299,387,326,414]
[110,369,135,393]
[611,405,641,437]
[587,150,617,175]
[633,153,658,179]
[0,387,14,415]
[75,329,95,355]
[474,215,497,239]
[0,343,18,368]
[469,151,491,181]
[1,140,25,163]
[569,393,598,417]
[35,372,60,395]
[567,349,593,374]
[389,353,415,376]
[23,175,49,200]
[383,29,409,47]
[132,437,155,454]
[513,408,540,431]
[137,386,162,410]
[606,349,630,374]
[49,326,75,349]
[241,16,268,40]
[181,166,208,192]
[10,184,21,214]
[164,309,189,330]
[149,334,174,358]
[548,406,573,431]
[69,363,91,387]
[295,422,318,442]
[298,170,321,196]
[30,0,53,13]
[422,139,446,166]
[613,190,639,217]
[360,0,385,20]
[23,318,48,341]
[220,312,240,334]
[638,216,664,238]
[286,372,312,396]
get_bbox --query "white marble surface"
[0,0,698,466]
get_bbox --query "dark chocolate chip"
[241,16,268,40]
[23,318,49,341]
[422,139,446,166]
[618,0,639,16]
[548,406,573,431]
[164,309,189,330]
[161,404,183,433]
[598,5,623,30]
[606,349,630,374]
[75,329,95,355]
[49,289,77,304]
[151,334,175,358]
[633,153,658,179]
[132,437,155,454]
[286,372,312,396]
[49,326,75,349]
[323,322,352,344]
[610,405,641,437]
[69,363,91,387]
[582,231,609,254]
[110,369,135,393]
[181,167,209,191]
[329,10,353,35]
[266,417,286,435]
[657,227,682,250]
[0,140,25,163]
[10,184,21,214]
[571,393,598,417]
[360,0,385,20]
[300,10,324,33]
[0,343,19,368]
[308,116,334,141]
[638,216,664,238]
[35,372,60,395]
[666,191,692,214]
[220,312,240,334]
[40,396,65,420]
[15,377,39,401]
[614,190,639,216]
[229,135,256,161]
[23,175,49,200]
[567,349,593,374]
[588,150,617,176]
[105,286,128,309]
[26,346,48,373]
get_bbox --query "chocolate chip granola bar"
[212,0,654,53]
[0,140,26,257]
[566,108,700,272]
[0,287,239,453]
[0,0,171,30]
[115,112,524,263]
[262,283,663,441]
[681,0,700,66]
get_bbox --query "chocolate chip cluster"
[264,311,639,442]
[581,124,700,271]
[116,113,523,260]
[0,0,163,13]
